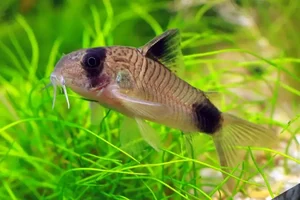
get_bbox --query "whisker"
[61,78,70,109]
[62,85,70,109]
[52,84,57,110]
[50,75,57,110]
[40,82,53,92]
[50,74,70,109]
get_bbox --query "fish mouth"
[91,82,109,95]
[50,73,70,109]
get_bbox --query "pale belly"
[71,85,199,133]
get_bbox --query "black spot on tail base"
[193,99,222,134]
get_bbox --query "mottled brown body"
[53,44,223,134]
[95,46,222,133]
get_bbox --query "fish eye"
[82,53,101,68]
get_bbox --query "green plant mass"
[0,0,299,199]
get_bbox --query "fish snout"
[50,72,65,87]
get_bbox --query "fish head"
[50,46,138,110]
[51,47,115,101]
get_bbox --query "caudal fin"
[212,113,278,192]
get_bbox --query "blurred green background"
[0,0,299,199]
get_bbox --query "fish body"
[52,45,220,134]
[98,46,220,134]
[50,29,277,190]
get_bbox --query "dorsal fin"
[139,29,183,71]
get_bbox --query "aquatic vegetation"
[0,0,299,199]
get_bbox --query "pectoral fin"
[89,102,105,125]
[110,85,172,120]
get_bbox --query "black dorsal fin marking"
[139,29,183,71]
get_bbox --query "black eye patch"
[81,48,107,77]
[82,53,100,68]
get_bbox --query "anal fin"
[120,117,147,155]
[135,118,161,152]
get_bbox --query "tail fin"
[212,113,278,192]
